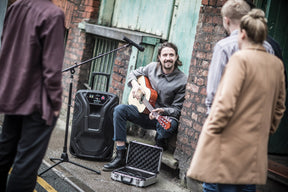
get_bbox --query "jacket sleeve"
[207,54,245,133]
[41,12,65,111]
[206,43,229,114]
[270,62,286,133]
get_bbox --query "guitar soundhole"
[140,96,143,103]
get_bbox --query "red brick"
[202,61,209,69]
[191,112,198,121]
[193,122,203,132]
[184,146,193,156]
[209,0,217,6]
[205,15,213,23]
[118,67,126,75]
[196,77,205,86]
[217,0,227,6]
[196,51,206,59]
[205,43,211,51]
[182,118,193,127]
[183,101,192,108]
[194,42,201,50]
[187,82,200,93]
[200,87,207,95]
[197,105,206,113]
[213,15,222,24]
[202,25,214,33]
[202,0,208,5]
[84,0,93,6]
[112,73,122,82]
[84,6,94,13]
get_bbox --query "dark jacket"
[0,0,65,125]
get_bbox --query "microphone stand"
[38,43,131,176]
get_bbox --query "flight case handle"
[121,176,133,184]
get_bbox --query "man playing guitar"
[103,42,187,171]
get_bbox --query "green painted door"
[256,0,288,154]
[169,0,201,73]
[111,0,174,39]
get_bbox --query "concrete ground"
[42,119,190,192]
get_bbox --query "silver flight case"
[111,141,163,187]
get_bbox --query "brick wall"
[174,0,227,188]
[52,0,100,119]
[110,43,132,100]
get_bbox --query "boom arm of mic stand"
[62,43,131,73]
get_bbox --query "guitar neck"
[142,98,155,113]
[142,95,171,130]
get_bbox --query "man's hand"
[54,110,60,117]
[149,108,164,120]
[131,79,145,100]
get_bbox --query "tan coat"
[187,47,286,185]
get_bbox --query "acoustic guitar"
[128,76,171,130]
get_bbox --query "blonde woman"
[187,9,286,192]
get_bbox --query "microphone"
[123,36,145,52]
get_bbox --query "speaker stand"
[39,69,101,176]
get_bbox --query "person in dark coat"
[0,0,65,191]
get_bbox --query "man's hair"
[221,0,251,21]
[240,9,267,44]
[157,42,182,67]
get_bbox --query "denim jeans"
[203,182,256,192]
[113,104,178,142]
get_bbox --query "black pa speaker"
[69,90,119,161]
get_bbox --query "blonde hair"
[240,9,267,44]
[221,0,250,21]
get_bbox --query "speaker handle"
[91,72,110,92]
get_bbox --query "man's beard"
[163,65,173,70]
[163,60,174,70]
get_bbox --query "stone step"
[127,135,178,170]
[268,159,288,186]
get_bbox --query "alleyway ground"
[42,119,191,192]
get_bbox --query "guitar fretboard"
[142,97,155,113]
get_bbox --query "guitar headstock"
[157,115,172,130]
